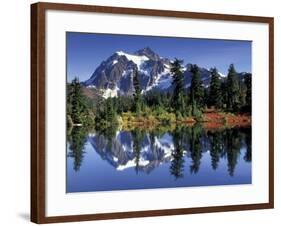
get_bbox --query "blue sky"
[66,32,251,82]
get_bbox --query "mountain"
[87,131,175,174]
[87,130,213,174]
[83,47,172,97]
[82,47,250,98]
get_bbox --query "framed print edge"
[31,3,46,224]
[31,2,274,224]
[268,18,274,208]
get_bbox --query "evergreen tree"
[68,77,88,124]
[190,64,204,115]
[244,73,252,113]
[94,99,106,127]
[94,97,118,130]
[170,58,185,115]
[116,95,134,113]
[209,67,222,108]
[105,97,116,123]
[133,69,142,114]
[220,81,228,110]
[238,80,246,110]
[203,88,209,108]
[226,64,240,112]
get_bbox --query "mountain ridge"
[82,47,250,98]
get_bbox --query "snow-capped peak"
[83,47,251,99]
[116,51,149,70]
[218,72,227,78]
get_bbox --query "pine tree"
[209,67,222,109]
[106,97,116,123]
[220,81,228,110]
[244,73,252,113]
[203,88,209,108]
[68,77,87,124]
[238,80,246,110]
[190,64,204,115]
[226,64,240,112]
[170,58,185,115]
[133,69,142,114]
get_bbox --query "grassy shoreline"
[120,111,251,130]
[68,110,251,132]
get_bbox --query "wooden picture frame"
[31,2,274,224]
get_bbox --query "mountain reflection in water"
[67,125,251,193]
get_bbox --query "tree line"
[67,60,252,128]
[169,59,252,117]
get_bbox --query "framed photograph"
[31,2,274,223]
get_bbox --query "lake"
[66,125,251,193]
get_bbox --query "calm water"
[66,125,251,193]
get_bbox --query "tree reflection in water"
[67,126,88,171]
[67,124,251,179]
[170,126,185,179]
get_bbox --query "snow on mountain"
[87,128,209,174]
[83,47,173,97]
[145,64,172,91]
[218,72,227,78]
[87,130,178,172]
[82,47,250,98]
[115,133,175,171]
[102,86,119,98]
[116,51,149,70]
[116,158,150,171]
